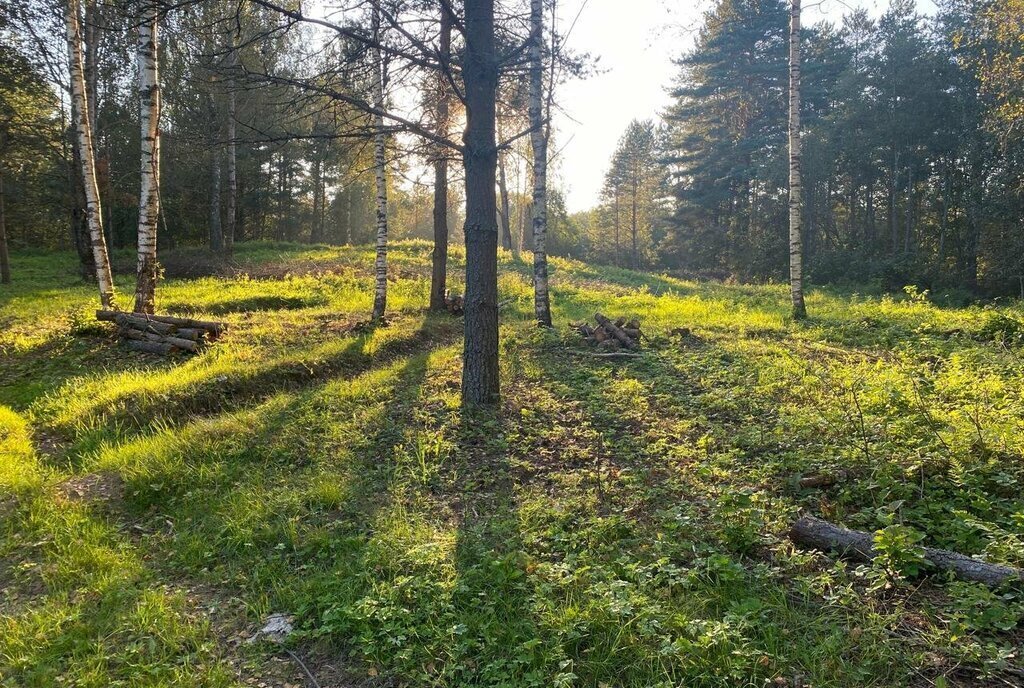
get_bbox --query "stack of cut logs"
[443,290,464,315]
[574,313,642,351]
[97,310,227,356]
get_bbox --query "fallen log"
[172,328,203,342]
[98,310,227,337]
[789,515,1024,586]
[595,312,639,350]
[115,313,176,335]
[120,328,199,352]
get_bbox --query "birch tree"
[788,0,807,319]
[134,0,161,314]
[529,0,552,327]
[66,0,115,309]
[370,1,389,321]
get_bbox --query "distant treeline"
[559,0,1024,296]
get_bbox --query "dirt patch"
[57,471,125,503]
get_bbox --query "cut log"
[789,515,1024,586]
[122,339,176,356]
[173,328,203,341]
[115,313,176,335]
[595,312,639,350]
[120,326,199,353]
[98,310,227,337]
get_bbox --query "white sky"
[551,0,937,212]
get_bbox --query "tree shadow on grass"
[80,333,444,685]
[43,315,462,465]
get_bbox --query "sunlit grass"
[2,241,1024,686]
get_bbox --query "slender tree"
[370,1,389,321]
[429,2,452,311]
[788,0,807,319]
[529,0,552,327]
[66,0,115,309]
[225,40,237,253]
[0,161,8,284]
[134,0,161,314]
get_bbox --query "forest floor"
[3,241,1024,688]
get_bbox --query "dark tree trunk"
[311,155,324,244]
[209,141,223,251]
[498,148,513,251]
[0,167,9,284]
[461,0,500,406]
[430,3,452,312]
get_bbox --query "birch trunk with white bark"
[788,0,807,320]
[371,3,389,321]
[66,0,115,309]
[529,0,552,327]
[134,0,161,314]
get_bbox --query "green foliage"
[2,242,1024,686]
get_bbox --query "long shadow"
[46,315,461,457]
[87,334,440,685]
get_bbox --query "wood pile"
[443,290,464,315]
[97,309,227,356]
[573,313,642,351]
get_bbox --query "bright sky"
[552,0,937,212]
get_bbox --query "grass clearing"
[3,240,1024,686]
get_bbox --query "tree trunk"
[788,0,807,320]
[613,189,620,266]
[0,166,9,284]
[371,2,389,321]
[67,0,115,309]
[630,173,639,269]
[529,0,552,327]
[225,43,237,254]
[134,0,161,314]
[208,98,223,253]
[429,3,452,312]
[498,147,513,252]
[311,155,323,244]
[461,0,501,406]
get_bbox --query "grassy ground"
[2,240,1024,687]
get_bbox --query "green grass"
[3,240,1024,687]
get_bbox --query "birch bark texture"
[134,0,161,313]
[529,0,552,327]
[370,2,389,321]
[788,0,807,320]
[429,3,452,312]
[66,0,115,309]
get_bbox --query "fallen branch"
[797,471,850,489]
[789,515,1024,586]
